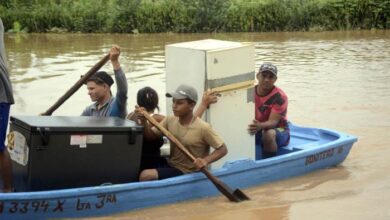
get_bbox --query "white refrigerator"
[165,39,255,168]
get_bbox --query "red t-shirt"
[254,86,288,130]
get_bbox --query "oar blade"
[233,189,250,201]
[214,181,250,202]
[216,185,241,202]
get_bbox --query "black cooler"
[8,116,143,192]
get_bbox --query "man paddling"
[82,45,128,118]
[135,84,228,181]
[248,63,290,159]
[0,18,14,192]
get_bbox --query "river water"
[4,30,390,220]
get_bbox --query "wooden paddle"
[211,80,255,94]
[140,109,250,202]
[42,54,110,116]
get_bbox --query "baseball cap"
[87,71,114,87]
[166,84,198,103]
[258,63,277,76]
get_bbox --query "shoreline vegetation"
[0,0,388,33]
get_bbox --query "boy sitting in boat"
[247,63,290,159]
[135,84,228,181]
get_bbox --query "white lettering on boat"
[0,193,117,215]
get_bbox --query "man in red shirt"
[248,63,290,159]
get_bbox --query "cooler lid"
[10,116,143,132]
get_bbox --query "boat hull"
[0,124,357,219]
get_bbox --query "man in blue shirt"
[81,45,128,118]
[0,18,14,192]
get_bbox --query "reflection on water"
[4,30,390,220]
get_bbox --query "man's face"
[86,81,108,102]
[257,71,277,90]
[171,98,194,117]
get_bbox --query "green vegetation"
[0,0,388,33]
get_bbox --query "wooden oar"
[140,109,250,202]
[42,54,110,116]
[211,80,255,94]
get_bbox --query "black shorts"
[156,159,183,180]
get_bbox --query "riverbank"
[1,0,388,33]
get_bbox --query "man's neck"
[179,112,194,126]
[257,85,274,97]
[97,94,112,109]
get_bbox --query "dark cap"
[87,71,114,87]
[258,63,277,76]
[166,84,198,103]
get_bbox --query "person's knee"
[262,130,277,152]
[262,129,276,142]
[139,169,158,181]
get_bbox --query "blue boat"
[0,123,357,220]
